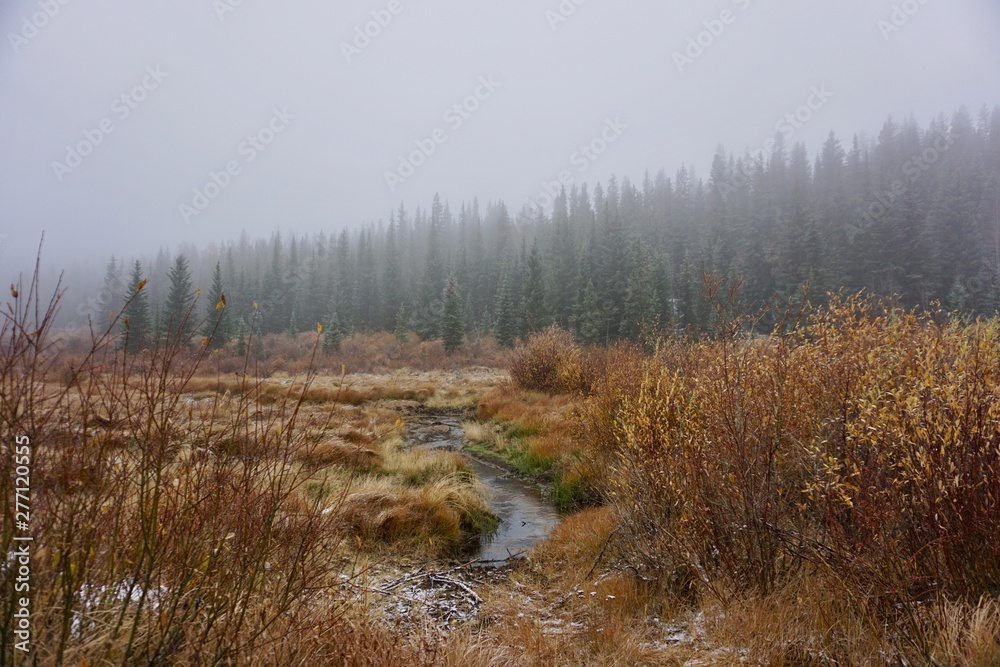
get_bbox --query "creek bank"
[405,412,562,564]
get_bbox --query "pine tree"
[300,249,326,335]
[577,280,603,345]
[333,230,356,332]
[101,255,125,318]
[249,316,265,359]
[202,262,232,348]
[442,275,464,354]
[394,303,410,344]
[596,204,628,338]
[548,188,577,327]
[620,243,657,339]
[422,194,447,310]
[522,240,549,334]
[122,260,152,353]
[494,275,517,348]
[234,316,249,357]
[382,217,404,329]
[163,254,196,342]
[356,230,379,329]
[261,235,289,334]
[322,310,343,354]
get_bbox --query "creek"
[407,414,561,563]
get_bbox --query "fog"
[2,0,999,278]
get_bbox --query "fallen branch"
[429,575,483,604]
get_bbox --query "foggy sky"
[2,0,999,279]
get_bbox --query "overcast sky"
[2,0,999,278]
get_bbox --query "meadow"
[3,274,1000,665]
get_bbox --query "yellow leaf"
[216,300,225,310]
[317,323,323,333]
[137,279,147,291]
[202,337,209,346]
[253,301,259,311]
[196,288,201,296]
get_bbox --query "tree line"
[89,105,1000,352]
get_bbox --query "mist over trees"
[72,107,1000,348]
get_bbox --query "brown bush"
[593,294,1000,646]
[508,326,592,393]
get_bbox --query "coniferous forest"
[10,0,1000,662]
[71,107,1000,347]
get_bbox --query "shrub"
[598,294,1000,633]
[508,326,590,393]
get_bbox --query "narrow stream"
[407,415,562,563]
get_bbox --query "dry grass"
[437,506,691,666]
[0,265,501,665]
[14,262,1000,665]
[926,599,1000,666]
[253,330,507,375]
[470,387,595,507]
[338,476,496,558]
[294,437,383,470]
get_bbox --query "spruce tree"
[548,188,577,328]
[578,280,603,345]
[620,244,657,339]
[333,230,356,332]
[101,255,125,318]
[494,276,517,348]
[442,275,464,354]
[202,262,232,348]
[261,236,289,334]
[322,310,343,354]
[522,240,549,334]
[234,316,249,357]
[382,218,404,329]
[164,254,196,342]
[122,260,152,353]
[394,303,410,344]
